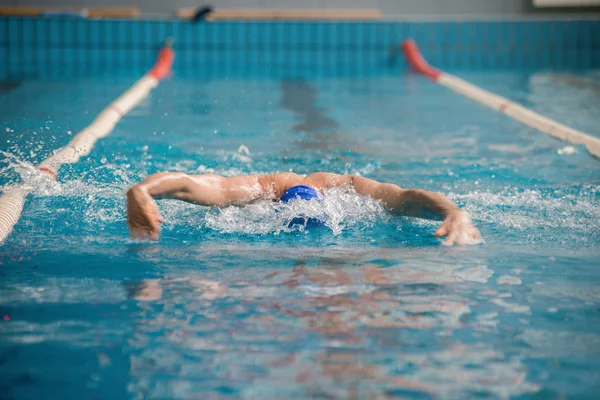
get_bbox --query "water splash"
[451,185,600,245]
[204,187,388,236]
[0,150,60,193]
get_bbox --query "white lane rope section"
[0,40,174,243]
[402,39,600,159]
[438,74,600,157]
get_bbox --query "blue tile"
[412,23,429,48]
[389,22,401,48]
[114,20,126,46]
[181,49,193,74]
[317,23,334,47]
[166,21,178,44]
[578,21,593,69]
[7,17,22,43]
[592,46,600,69]
[270,21,285,47]
[219,21,232,46]
[1,17,598,78]
[178,22,193,47]
[0,45,6,79]
[230,22,245,48]
[19,18,34,45]
[579,20,593,48]
[591,21,600,47]
[405,22,418,45]
[487,21,499,49]
[291,21,305,47]
[363,22,376,47]
[249,21,263,46]
[155,21,167,44]
[4,19,17,79]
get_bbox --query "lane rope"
[0,38,174,243]
[401,39,600,159]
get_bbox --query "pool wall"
[1,17,599,80]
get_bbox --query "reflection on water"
[115,253,541,399]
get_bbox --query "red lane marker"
[401,39,442,81]
[3,315,10,321]
[39,167,57,181]
[149,43,174,81]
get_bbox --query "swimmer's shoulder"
[303,172,353,190]
[260,172,304,196]
[261,172,354,194]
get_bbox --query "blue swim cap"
[280,185,325,227]
[280,185,321,202]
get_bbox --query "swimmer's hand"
[127,187,163,241]
[434,211,482,246]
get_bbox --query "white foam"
[450,186,600,245]
[204,187,388,236]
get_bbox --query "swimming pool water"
[0,71,599,399]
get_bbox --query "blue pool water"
[0,71,599,399]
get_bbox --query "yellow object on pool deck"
[176,8,382,21]
[0,7,140,18]
[87,8,140,19]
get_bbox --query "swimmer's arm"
[351,176,457,219]
[129,172,276,206]
[126,172,296,240]
[350,176,482,245]
[304,173,459,219]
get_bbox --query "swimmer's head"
[280,185,325,227]
[280,185,321,203]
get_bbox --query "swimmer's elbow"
[135,172,200,201]
[126,186,147,203]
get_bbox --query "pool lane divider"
[0,39,174,243]
[401,39,600,159]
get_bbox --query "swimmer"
[126,172,482,245]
